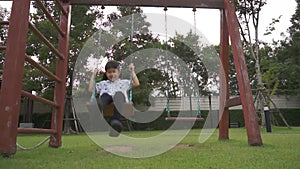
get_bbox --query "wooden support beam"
[36,0,66,37]
[218,9,230,140]
[29,23,65,60]
[225,97,241,108]
[49,2,71,148]
[224,0,262,146]
[0,21,9,25]
[70,0,224,9]
[25,55,62,83]
[54,0,68,16]
[0,0,31,157]
[18,128,57,134]
[21,90,59,108]
[0,46,6,50]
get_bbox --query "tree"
[108,7,217,107]
[273,0,300,96]
[107,8,213,109]
[105,7,167,108]
[0,6,10,70]
[168,31,210,97]
[235,0,268,126]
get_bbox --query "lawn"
[1,127,299,169]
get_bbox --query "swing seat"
[165,116,205,121]
[86,101,134,118]
[103,102,135,118]
[103,103,115,117]
[86,101,114,116]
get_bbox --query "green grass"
[1,127,300,169]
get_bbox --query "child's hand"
[129,63,135,72]
[92,68,102,76]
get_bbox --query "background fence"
[19,95,300,114]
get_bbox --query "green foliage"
[272,1,300,95]
[168,32,209,96]
[234,0,267,44]
[2,4,214,105]
[279,109,300,126]
[68,5,100,93]
[23,3,100,100]
[105,7,211,107]
[0,6,10,69]
[132,68,165,107]
[234,0,299,97]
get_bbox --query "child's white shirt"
[95,79,130,102]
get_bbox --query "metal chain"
[129,10,135,102]
[16,136,50,151]
[193,7,197,34]
[163,7,171,117]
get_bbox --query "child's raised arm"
[88,68,99,92]
[129,63,140,87]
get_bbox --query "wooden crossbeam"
[70,0,224,9]
[18,128,57,134]
[225,96,241,108]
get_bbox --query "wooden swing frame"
[0,0,262,157]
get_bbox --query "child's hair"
[102,60,120,81]
[105,60,120,71]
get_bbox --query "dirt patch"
[173,144,196,149]
[105,145,134,153]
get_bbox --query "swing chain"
[16,136,50,151]
[163,7,202,119]
[129,9,135,102]
[192,7,197,34]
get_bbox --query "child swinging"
[88,60,139,137]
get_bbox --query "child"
[88,60,140,137]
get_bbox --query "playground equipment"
[0,0,262,157]
[162,7,204,122]
[0,0,70,157]
[86,8,136,119]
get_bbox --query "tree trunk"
[255,57,266,127]
[63,89,75,134]
[63,73,75,134]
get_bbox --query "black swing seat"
[86,101,134,118]
[165,116,205,121]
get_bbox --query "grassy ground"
[1,127,299,169]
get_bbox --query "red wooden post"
[0,0,31,156]
[219,9,230,140]
[49,2,71,148]
[224,0,262,145]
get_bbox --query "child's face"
[106,68,120,81]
